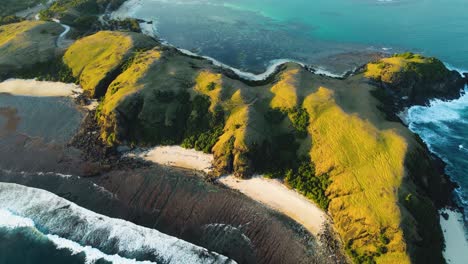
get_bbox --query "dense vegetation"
[11,57,76,83]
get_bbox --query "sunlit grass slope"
[304,87,410,264]
[63,31,155,97]
[270,67,299,110]
[98,48,162,144]
[365,52,449,84]
[0,21,62,73]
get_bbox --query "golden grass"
[270,68,299,110]
[0,21,58,48]
[101,48,162,115]
[194,71,223,112]
[365,55,427,81]
[64,31,152,96]
[303,87,410,264]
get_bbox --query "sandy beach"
[131,145,327,235]
[219,175,327,235]
[440,209,468,264]
[0,79,82,98]
[134,146,214,173]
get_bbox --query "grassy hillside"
[0,0,46,17]
[365,52,464,107]
[365,52,449,84]
[303,87,409,263]
[0,21,63,77]
[63,31,156,97]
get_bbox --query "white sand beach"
[0,79,82,98]
[219,175,327,235]
[440,209,468,264]
[135,146,214,173]
[131,145,327,235]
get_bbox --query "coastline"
[127,145,329,236]
[110,0,352,80]
[440,209,468,264]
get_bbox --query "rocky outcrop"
[365,53,465,110]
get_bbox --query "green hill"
[63,31,156,97]
[0,21,63,77]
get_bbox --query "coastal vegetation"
[68,31,456,261]
[39,0,124,22]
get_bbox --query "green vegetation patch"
[39,0,123,21]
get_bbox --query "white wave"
[47,235,155,264]
[444,62,468,77]
[0,209,35,229]
[0,183,235,264]
[406,85,468,124]
[0,209,155,264]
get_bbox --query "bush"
[12,57,76,83]
[285,161,331,210]
[0,15,24,26]
[288,107,309,138]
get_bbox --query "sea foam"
[0,209,156,264]
[0,183,236,264]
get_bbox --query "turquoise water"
[121,0,468,73]
[227,0,468,68]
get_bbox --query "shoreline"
[110,0,355,81]
[127,145,329,236]
[440,209,468,264]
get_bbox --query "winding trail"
[52,19,72,48]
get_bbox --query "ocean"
[114,0,468,73]
[114,0,468,224]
